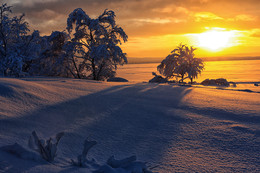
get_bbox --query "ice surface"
[0,77,259,172]
[116,60,260,84]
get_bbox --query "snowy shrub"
[70,139,154,172]
[28,131,64,162]
[66,8,128,80]
[31,31,72,77]
[95,155,153,173]
[71,138,98,167]
[158,43,204,84]
[107,155,137,168]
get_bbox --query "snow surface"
[0,77,259,172]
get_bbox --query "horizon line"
[127,56,260,64]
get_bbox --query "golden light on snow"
[196,29,236,51]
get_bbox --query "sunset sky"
[6,0,260,58]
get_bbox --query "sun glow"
[197,29,236,51]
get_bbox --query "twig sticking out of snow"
[28,131,64,162]
[71,139,97,167]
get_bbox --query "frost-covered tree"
[158,44,204,83]
[0,3,40,77]
[184,46,204,83]
[66,8,128,80]
[32,31,73,77]
[19,30,41,74]
[63,40,87,79]
[158,44,187,82]
[157,54,178,79]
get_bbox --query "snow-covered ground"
[0,77,259,172]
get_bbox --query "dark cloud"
[4,0,260,36]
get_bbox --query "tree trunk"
[96,61,105,81]
[72,57,81,79]
[91,58,96,80]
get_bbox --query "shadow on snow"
[0,83,192,172]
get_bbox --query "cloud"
[194,12,223,22]
[9,0,60,7]
[132,18,186,24]
[133,18,172,24]
[152,6,189,15]
[249,29,260,37]
[7,0,191,35]
[193,12,258,24]
[2,0,260,37]
[229,14,258,22]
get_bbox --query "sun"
[197,29,235,51]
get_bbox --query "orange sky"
[7,0,260,58]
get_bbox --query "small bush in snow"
[71,138,98,167]
[28,131,64,162]
[95,155,153,173]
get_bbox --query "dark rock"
[201,78,230,87]
[229,81,237,87]
[149,75,168,83]
[107,77,128,82]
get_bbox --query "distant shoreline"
[127,56,260,64]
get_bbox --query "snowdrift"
[0,77,259,172]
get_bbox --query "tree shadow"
[0,82,192,172]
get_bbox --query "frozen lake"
[117,60,260,83]
[117,59,260,92]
